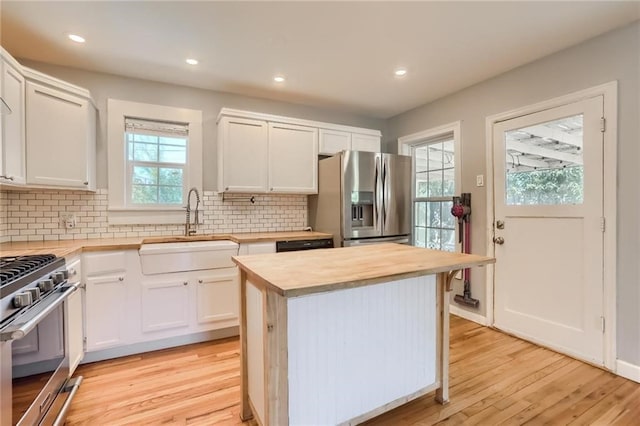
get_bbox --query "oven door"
[1,282,80,426]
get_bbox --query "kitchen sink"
[139,240,239,274]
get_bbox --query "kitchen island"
[232,243,494,426]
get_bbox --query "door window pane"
[505,114,584,205]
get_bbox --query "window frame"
[398,121,462,250]
[107,99,202,225]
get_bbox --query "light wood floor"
[65,316,639,425]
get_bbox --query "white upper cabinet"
[0,50,26,185]
[217,108,381,194]
[25,78,96,190]
[218,116,269,193]
[351,133,381,153]
[268,123,318,193]
[318,129,380,156]
[318,129,351,155]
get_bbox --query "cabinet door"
[219,116,268,193]
[65,257,84,374]
[195,269,239,330]
[268,123,318,193]
[141,278,190,334]
[1,60,26,184]
[66,287,84,374]
[351,133,381,153]
[26,82,90,188]
[238,242,276,255]
[319,129,351,156]
[85,274,126,351]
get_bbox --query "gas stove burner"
[0,254,57,287]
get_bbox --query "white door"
[493,96,605,365]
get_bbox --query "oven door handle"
[0,281,81,342]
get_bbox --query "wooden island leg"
[265,290,289,425]
[435,271,455,404]
[239,270,253,421]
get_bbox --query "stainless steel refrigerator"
[309,151,411,247]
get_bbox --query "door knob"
[493,236,505,245]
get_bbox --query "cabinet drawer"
[84,251,127,276]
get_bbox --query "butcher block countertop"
[0,231,332,258]
[232,243,495,297]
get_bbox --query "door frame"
[484,81,618,371]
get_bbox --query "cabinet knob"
[198,279,203,284]
[183,281,188,286]
[118,276,124,281]
[225,187,229,191]
[270,187,274,191]
[83,181,89,185]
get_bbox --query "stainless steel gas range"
[1,254,83,426]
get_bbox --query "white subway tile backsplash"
[0,189,307,242]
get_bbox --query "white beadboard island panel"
[287,275,437,425]
[246,281,266,424]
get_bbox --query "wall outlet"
[60,214,77,229]
[476,175,485,187]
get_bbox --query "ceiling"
[1,1,638,119]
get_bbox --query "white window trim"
[398,121,463,247]
[107,99,203,225]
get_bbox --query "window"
[398,122,461,252]
[107,99,202,225]
[504,114,584,205]
[125,118,188,206]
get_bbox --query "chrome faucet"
[185,187,200,236]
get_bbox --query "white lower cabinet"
[196,268,239,330]
[85,273,127,351]
[83,249,241,357]
[65,256,84,375]
[141,275,190,334]
[238,241,276,255]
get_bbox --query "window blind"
[125,117,189,137]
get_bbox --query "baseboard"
[81,327,239,364]
[449,304,488,326]
[616,359,640,383]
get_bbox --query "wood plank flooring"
[65,316,639,425]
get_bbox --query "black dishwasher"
[275,238,334,252]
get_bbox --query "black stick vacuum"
[451,193,479,308]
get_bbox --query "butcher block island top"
[232,243,494,297]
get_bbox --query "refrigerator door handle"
[382,156,389,233]
[374,156,383,233]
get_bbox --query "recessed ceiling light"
[68,34,85,43]
[186,58,199,65]
[394,68,407,77]
[274,76,285,83]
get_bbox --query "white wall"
[385,22,640,366]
